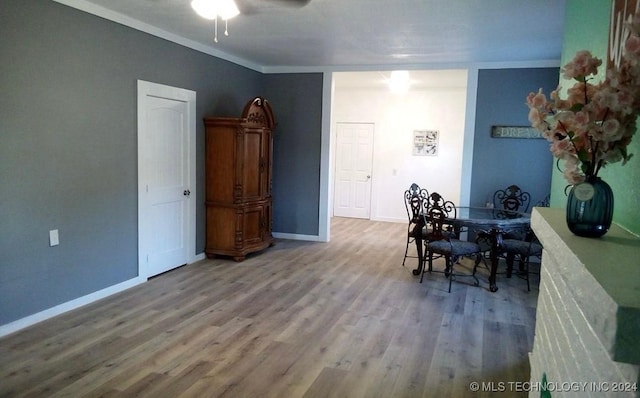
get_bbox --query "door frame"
[137,80,197,279]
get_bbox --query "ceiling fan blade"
[236,0,311,15]
[268,0,311,7]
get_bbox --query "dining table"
[412,206,531,292]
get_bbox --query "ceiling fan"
[192,0,311,42]
[191,0,310,19]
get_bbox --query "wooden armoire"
[204,97,275,261]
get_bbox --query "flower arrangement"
[526,12,640,184]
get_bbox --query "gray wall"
[0,0,322,325]
[264,74,323,235]
[470,68,560,210]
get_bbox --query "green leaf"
[577,150,590,163]
[580,161,591,174]
[623,152,634,165]
[570,103,584,112]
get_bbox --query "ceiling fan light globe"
[218,0,240,20]
[191,0,218,20]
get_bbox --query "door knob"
[183,190,191,196]
[367,175,371,179]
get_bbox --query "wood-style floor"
[0,217,539,398]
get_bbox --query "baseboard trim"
[273,232,322,242]
[371,217,405,224]
[0,276,146,338]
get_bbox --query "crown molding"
[51,0,263,72]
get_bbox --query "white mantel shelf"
[533,207,640,364]
[530,207,640,397]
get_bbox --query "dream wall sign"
[491,126,542,139]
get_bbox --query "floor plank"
[0,217,539,397]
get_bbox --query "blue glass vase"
[566,176,614,238]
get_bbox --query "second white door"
[333,123,374,219]
[138,81,196,278]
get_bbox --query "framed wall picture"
[413,130,439,156]
[608,0,639,70]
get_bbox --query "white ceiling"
[57,0,566,71]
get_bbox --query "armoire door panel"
[241,205,264,246]
[262,129,272,198]
[241,129,263,200]
[205,121,237,203]
[206,206,236,251]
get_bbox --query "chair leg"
[468,254,481,286]
[446,255,481,293]
[506,253,516,278]
[472,253,482,276]
[518,258,526,273]
[509,253,532,292]
[446,257,453,293]
[524,256,531,292]
[420,251,430,283]
[402,237,410,266]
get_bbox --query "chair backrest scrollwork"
[535,194,550,208]
[404,183,429,224]
[493,185,531,214]
[424,192,457,239]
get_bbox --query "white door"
[333,123,374,219]
[137,81,196,279]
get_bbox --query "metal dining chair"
[402,183,429,267]
[420,192,484,292]
[491,186,542,290]
[502,229,543,291]
[503,194,548,290]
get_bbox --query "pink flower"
[591,119,623,142]
[571,111,590,130]
[528,107,546,129]
[602,147,624,163]
[626,32,640,57]
[630,11,640,34]
[525,14,640,184]
[603,118,621,135]
[550,139,575,158]
[562,156,585,184]
[528,89,547,108]
[562,50,602,80]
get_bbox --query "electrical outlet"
[49,229,59,246]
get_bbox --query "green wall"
[550,0,640,236]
